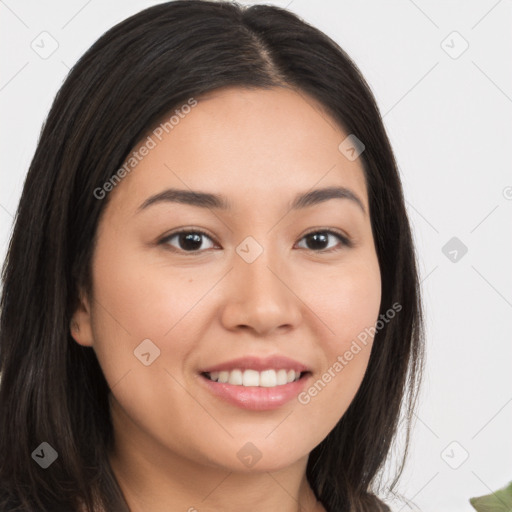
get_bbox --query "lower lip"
[199,373,311,411]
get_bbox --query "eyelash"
[158,228,353,254]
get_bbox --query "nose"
[220,245,303,336]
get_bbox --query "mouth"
[198,369,312,411]
[201,368,310,387]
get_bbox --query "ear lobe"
[70,291,94,347]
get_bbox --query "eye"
[160,229,217,253]
[159,228,352,255]
[296,229,352,252]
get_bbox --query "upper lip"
[200,355,310,374]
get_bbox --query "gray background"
[1,1,511,510]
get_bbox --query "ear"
[70,289,94,347]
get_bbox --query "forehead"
[107,86,368,215]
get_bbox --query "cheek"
[91,235,211,342]
[296,252,382,348]
[88,236,206,391]
[291,254,381,439]
[88,241,211,441]
[321,256,381,386]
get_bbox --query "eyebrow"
[137,186,366,215]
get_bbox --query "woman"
[0,1,425,511]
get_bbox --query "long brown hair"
[0,1,424,510]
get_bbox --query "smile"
[199,370,311,411]
[203,368,304,387]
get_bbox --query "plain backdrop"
[1,1,511,511]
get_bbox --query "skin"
[71,85,382,512]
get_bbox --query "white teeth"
[276,369,288,385]
[228,369,243,385]
[260,369,276,387]
[243,369,259,387]
[205,368,303,387]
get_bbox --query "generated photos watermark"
[297,301,402,405]
[93,97,198,200]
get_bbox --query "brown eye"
[296,230,352,252]
[161,230,217,253]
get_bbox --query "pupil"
[180,233,202,251]
[177,232,330,251]
[307,233,327,250]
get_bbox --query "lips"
[199,354,310,374]
[199,369,312,411]
[198,354,312,410]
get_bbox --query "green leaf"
[469,481,512,512]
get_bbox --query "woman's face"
[72,86,381,473]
